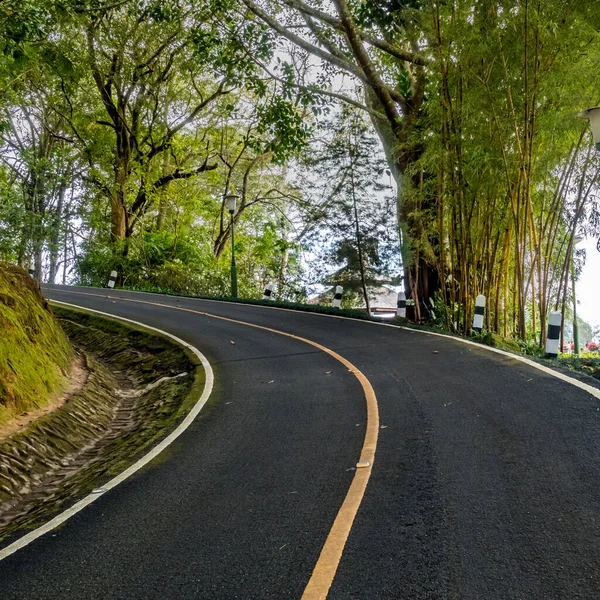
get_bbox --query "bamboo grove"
[1,0,600,346]
[418,0,600,344]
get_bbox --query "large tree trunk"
[111,193,127,241]
[366,88,440,319]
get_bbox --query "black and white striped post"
[332,285,343,309]
[397,291,406,318]
[28,265,35,278]
[429,297,436,320]
[545,311,562,358]
[107,270,118,289]
[262,283,274,300]
[472,294,486,332]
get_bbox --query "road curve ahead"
[2,286,600,600]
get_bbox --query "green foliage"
[553,356,600,381]
[2,0,600,337]
[470,328,533,355]
[515,339,545,358]
[0,0,49,54]
[252,96,310,163]
[0,175,26,262]
[470,329,495,347]
[0,0,313,297]
[76,191,302,300]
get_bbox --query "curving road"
[2,286,600,599]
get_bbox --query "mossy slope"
[0,264,72,424]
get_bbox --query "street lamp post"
[225,194,239,298]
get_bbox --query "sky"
[576,237,600,334]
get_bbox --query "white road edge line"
[0,299,215,562]
[91,287,600,401]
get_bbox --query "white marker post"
[545,311,562,358]
[28,266,35,278]
[332,285,343,309]
[107,270,118,289]
[397,292,406,318]
[472,294,486,332]
[262,283,274,300]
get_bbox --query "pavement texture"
[1,286,600,599]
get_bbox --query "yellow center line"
[50,289,379,599]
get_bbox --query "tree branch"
[76,0,135,13]
[130,159,218,219]
[250,53,386,121]
[281,0,428,66]
[301,14,349,63]
[147,80,230,162]
[240,0,407,107]
[239,0,366,81]
[332,0,402,128]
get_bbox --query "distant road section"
[2,285,600,600]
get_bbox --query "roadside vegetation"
[0,257,207,540]
[552,354,600,382]
[1,0,599,355]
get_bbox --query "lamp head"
[224,194,239,214]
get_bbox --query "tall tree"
[238,0,432,312]
[237,0,600,336]
[294,105,400,306]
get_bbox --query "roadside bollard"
[262,283,274,300]
[28,266,35,278]
[545,311,562,358]
[397,291,406,318]
[107,270,118,289]
[429,297,436,320]
[332,285,343,309]
[472,294,486,332]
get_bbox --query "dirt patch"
[0,354,88,441]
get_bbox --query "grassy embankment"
[0,264,72,425]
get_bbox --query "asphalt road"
[2,286,600,599]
